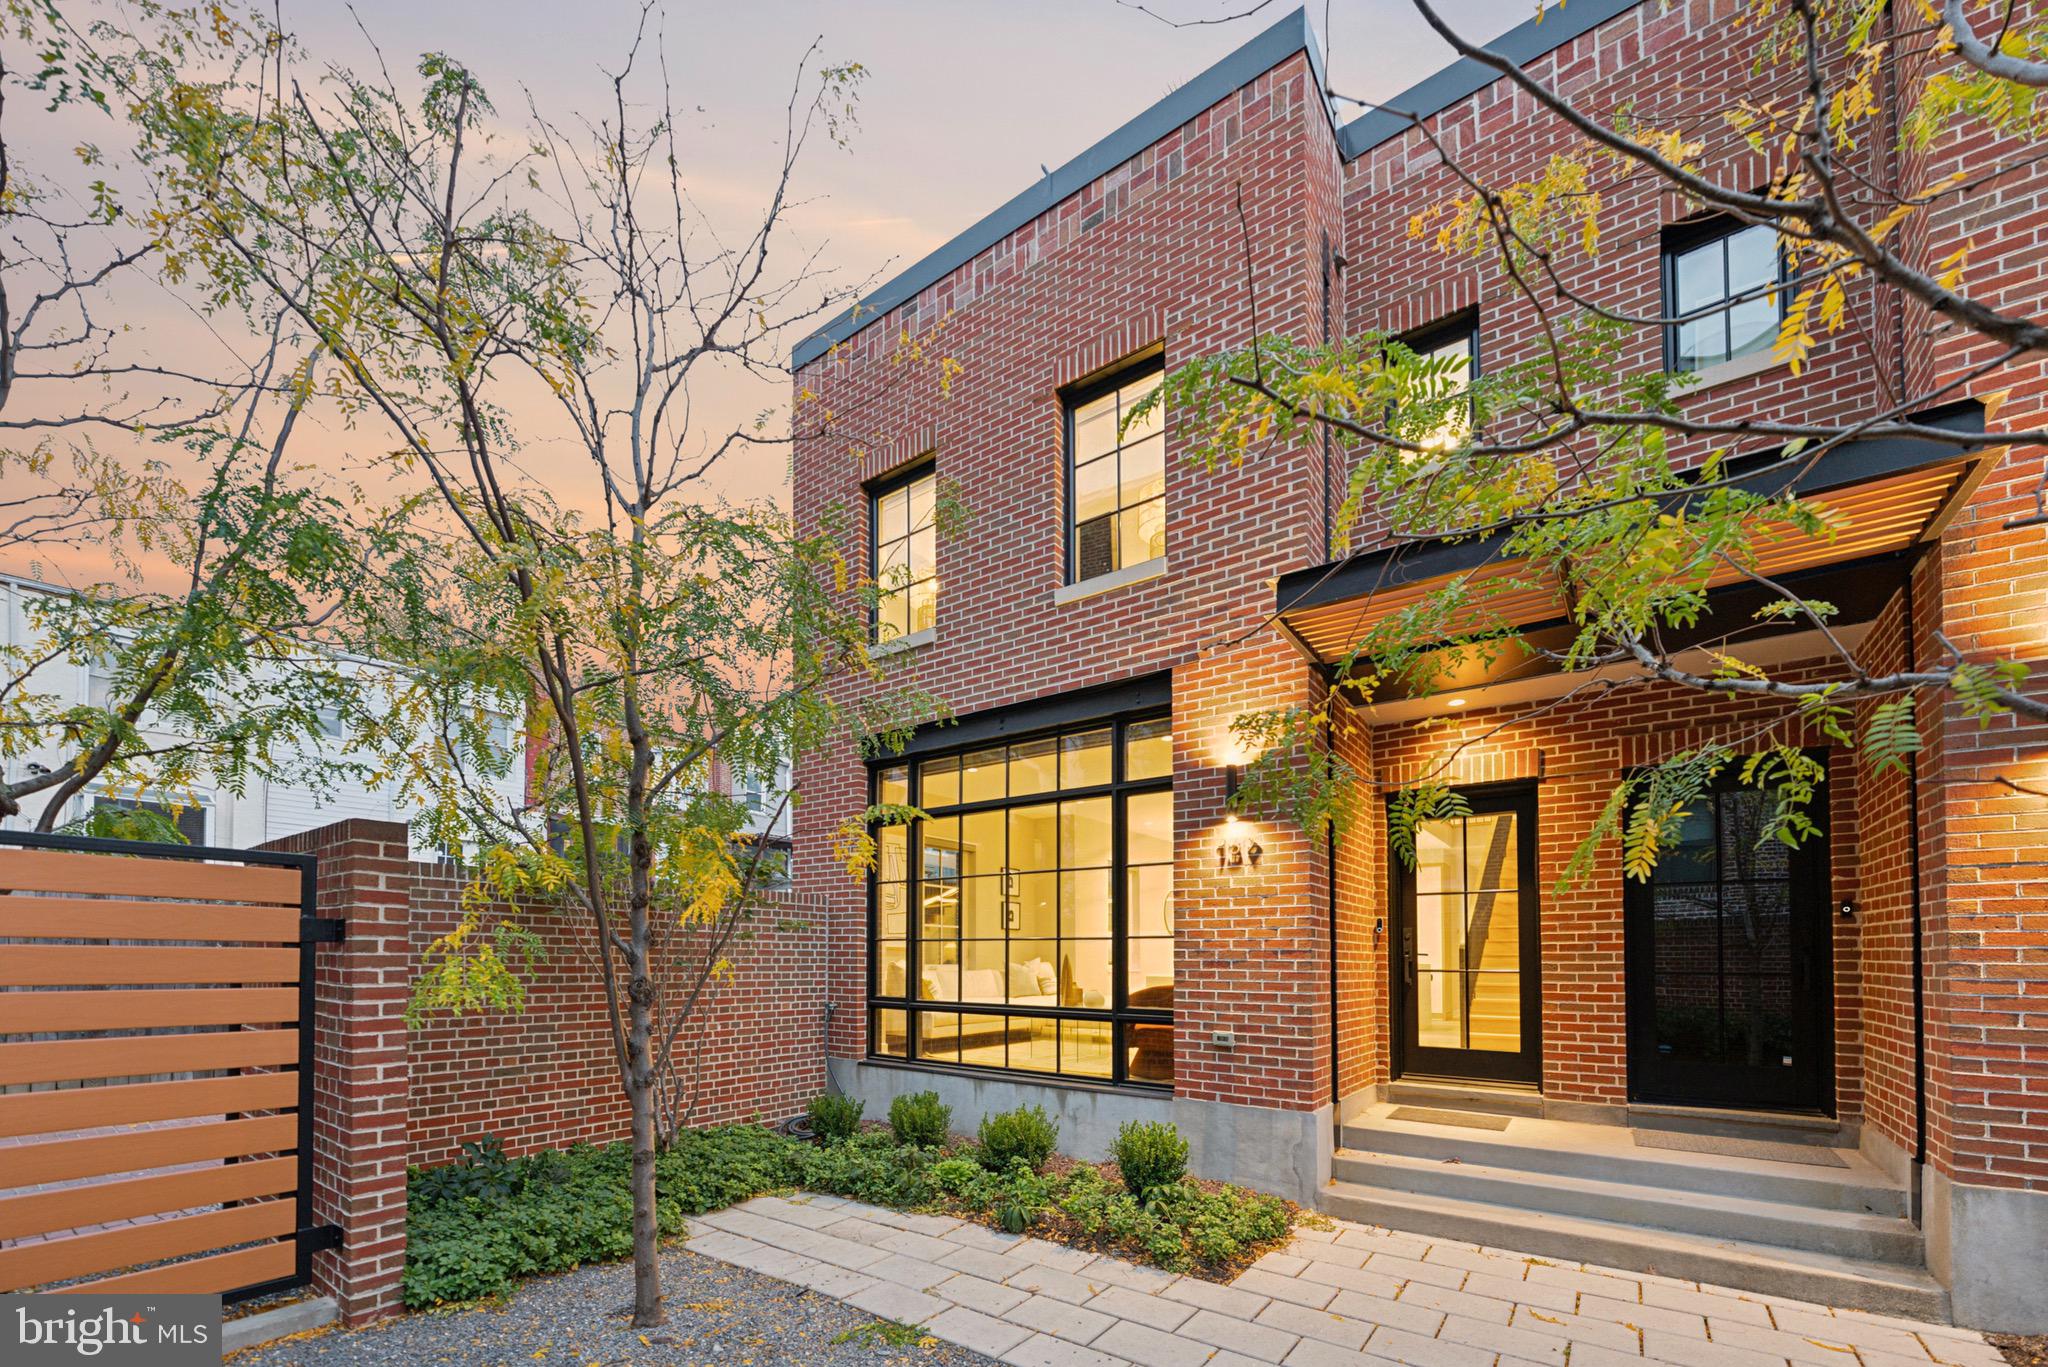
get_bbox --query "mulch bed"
[1990,1335,2048,1367]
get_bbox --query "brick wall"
[792,52,1345,1107]
[260,820,412,1327]
[404,863,829,1167]
[257,820,831,1322]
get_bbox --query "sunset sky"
[5,0,1526,586]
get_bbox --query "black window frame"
[1391,311,1480,447]
[1062,352,1167,586]
[866,710,1175,1090]
[866,459,939,644]
[1661,216,1786,375]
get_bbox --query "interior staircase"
[1466,910,1519,1051]
[1326,1082,1948,1320]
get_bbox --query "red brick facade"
[788,0,2046,1234]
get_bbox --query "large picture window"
[869,714,1175,1086]
[1066,359,1165,583]
[871,465,937,643]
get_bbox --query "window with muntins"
[1067,360,1165,583]
[872,466,937,642]
[869,713,1175,1086]
[1665,220,1781,373]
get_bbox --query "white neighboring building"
[0,571,527,855]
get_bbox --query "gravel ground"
[229,1244,1003,1367]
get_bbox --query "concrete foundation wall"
[1924,1168,2048,1332]
[829,1058,1331,1204]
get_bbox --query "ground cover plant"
[402,1105,1298,1309]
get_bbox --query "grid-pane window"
[872,468,938,642]
[869,714,1174,1086]
[1068,363,1165,582]
[1667,222,1780,372]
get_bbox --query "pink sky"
[3,0,1525,586]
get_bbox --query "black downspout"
[1905,560,1929,1219]
[1329,818,1341,1109]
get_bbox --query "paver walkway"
[686,1195,2004,1367]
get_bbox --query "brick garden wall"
[404,861,829,1168]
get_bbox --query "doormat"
[1387,1106,1513,1131]
[1631,1129,1850,1166]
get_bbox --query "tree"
[1133,0,2047,872]
[131,4,940,1324]
[0,375,419,835]
[0,3,422,837]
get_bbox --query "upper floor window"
[1665,219,1780,373]
[1066,358,1165,583]
[871,465,937,643]
[1399,316,1478,453]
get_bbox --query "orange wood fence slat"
[0,839,312,1298]
[0,945,299,987]
[0,1072,299,1139]
[0,848,300,903]
[0,1156,298,1241]
[62,1240,296,1296]
[0,1199,294,1291]
[0,898,300,942]
[4,1114,299,1187]
[0,1028,299,1086]
[0,987,299,1033]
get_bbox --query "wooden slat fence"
[0,831,337,1301]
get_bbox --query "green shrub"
[977,1104,1058,1173]
[799,1128,940,1206]
[403,1126,800,1309]
[1111,1120,1189,1198]
[807,1092,864,1143]
[888,1090,952,1147]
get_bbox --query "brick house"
[789,2,2048,1331]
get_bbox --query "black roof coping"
[1334,0,1645,159]
[793,8,1332,371]
[793,1,1661,371]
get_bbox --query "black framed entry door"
[1392,787,1542,1086]
[1624,773,1834,1113]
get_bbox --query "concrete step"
[1331,1147,1922,1263]
[1384,1080,1544,1118]
[1339,1117,1907,1216]
[1320,1179,1949,1322]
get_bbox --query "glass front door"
[1393,788,1541,1085]
[1624,775,1833,1112]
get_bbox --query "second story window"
[1400,316,1478,453]
[872,465,937,644]
[1665,219,1780,373]
[1067,357,1165,583]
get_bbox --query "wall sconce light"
[1224,764,1242,801]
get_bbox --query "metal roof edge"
[1335,0,1646,161]
[793,7,1328,371]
